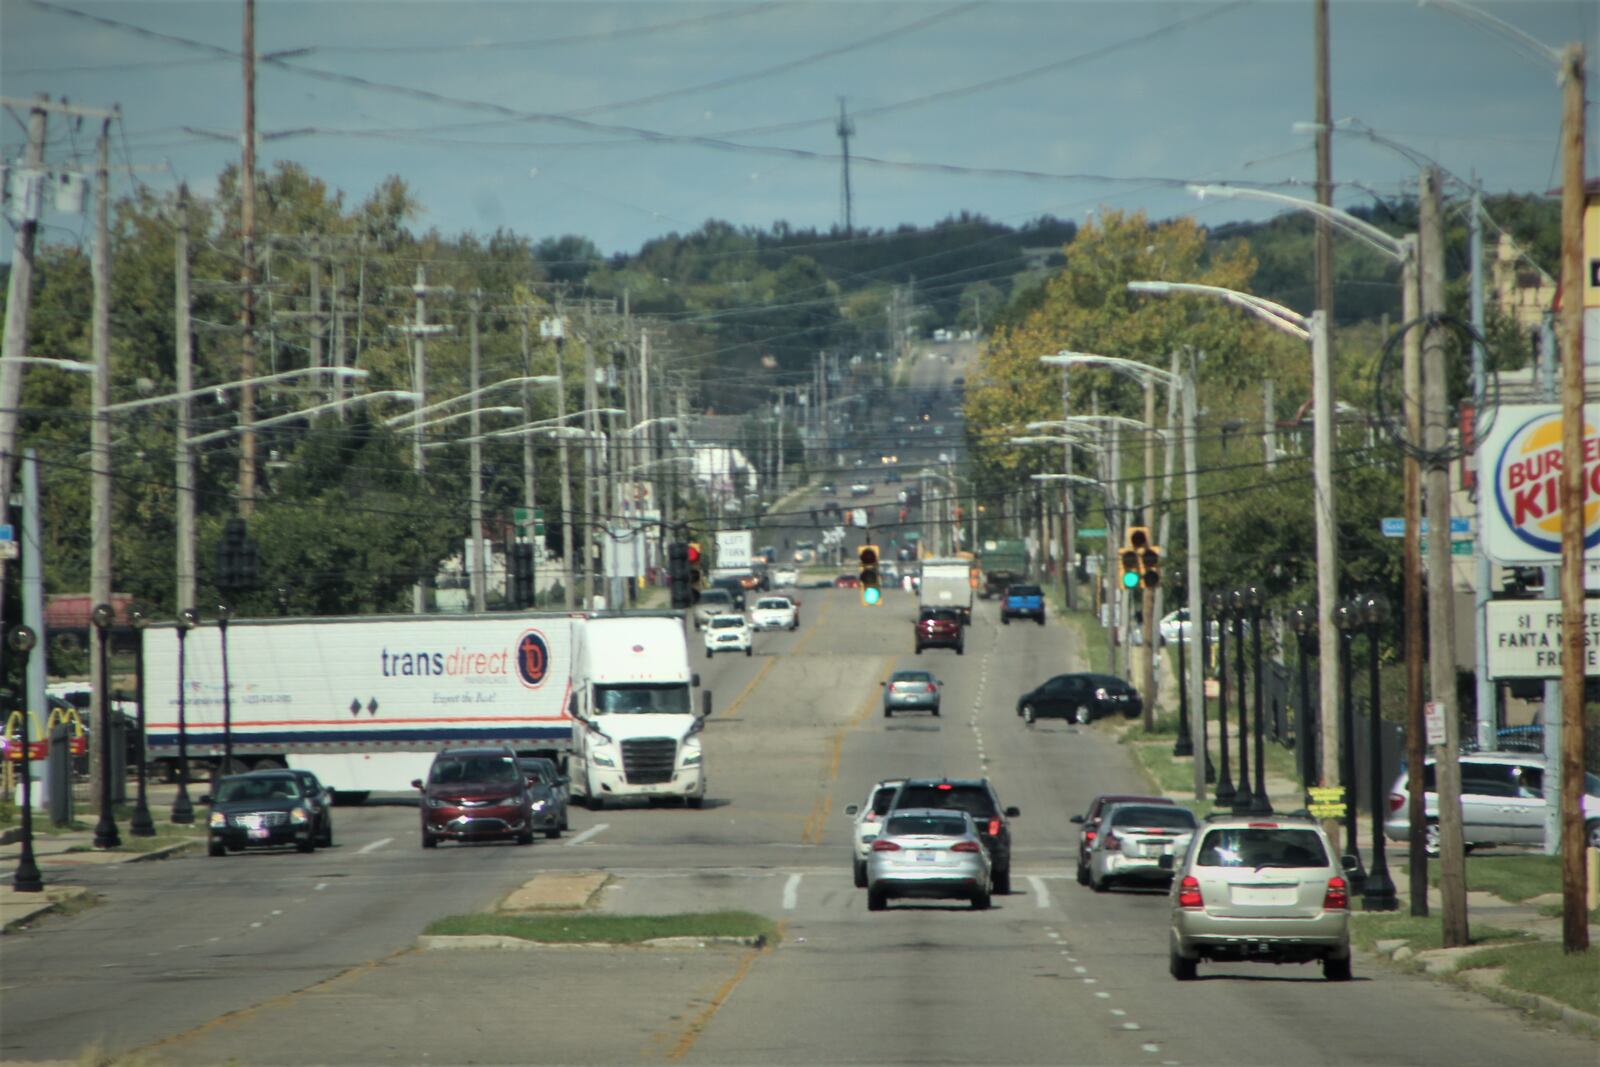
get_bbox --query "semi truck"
[976,538,1029,599]
[142,611,708,803]
[918,558,976,624]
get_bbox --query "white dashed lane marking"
[565,823,609,846]
[1029,876,1051,909]
[357,837,392,855]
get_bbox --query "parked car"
[1016,673,1141,724]
[1001,583,1045,626]
[771,566,800,587]
[887,777,1019,893]
[412,746,534,848]
[703,613,754,658]
[850,483,871,497]
[1158,608,1221,645]
[1169,812,1356,982]
[287,768,336,847]
[867,808,992,911]
[516,755,570,839]
[882,670,941,717]
[204,770,320,856]
[692,588,738,630]
[844,777,906,888]
[1085,803,1198,892]
[1071,793,1175,885]
[914,608,964,655]
[1384,752,1600,855]
[750,595,799,631]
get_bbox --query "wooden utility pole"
[582,309,599,609]
[1401,234,1427,917]
[238,0,259,515]
[1141,379,1158,729]
[1555,41,1589,955]
[88,115,114,818]
[468,292,486,613]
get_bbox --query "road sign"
[1306,786,1346,820]
[512,507,545,536]
[1424,701,1447,746]
[1483,598,1600,679]
[1076,527,1107,539]
[715,529,753,569]
[0,523,15,561]
[1380,517,1471,538]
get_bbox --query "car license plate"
[249,828,270,840]
[1231,885,1295,906]
[916,850,937,863]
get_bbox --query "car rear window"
[896,784,996,819]
[757,599,789,609]
[886,814,969,837]
[1108,806,1196,830]
[700,590,732,603]
[1196,827,1329,869]
[1009,585,1042,596]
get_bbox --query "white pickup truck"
[918,559,975,624]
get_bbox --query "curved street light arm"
[186,390,421,446]
[1041,351,1183,391]
[103,366,368,414]
[1187,184,1408,263]
[384,375,558,426]
[1127,281,1311,341]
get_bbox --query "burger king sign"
[1483,404,1600,564]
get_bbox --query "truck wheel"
[208,840,226,857]
[296,835,315,854]
[956,643,964,656]
[1036,616,1045,627]
[687,795,705,809]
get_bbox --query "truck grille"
[622,738,678,784]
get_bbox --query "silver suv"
[1168,812,1355,982]
[1384,752,1600,856]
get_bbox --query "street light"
[171,608,200,825]
[185,390,422,446]
[1246,585,1272,815]
[127,607,156,837]
[1290,604,1318,802]
[381,375,558,426]
[1361,592,1399,911]
[1209,590,1235,806]
[101,365,369,415]
[1229,589,1254,814]
[216,604,234,779]
[8,625,44,892]
[90,602,121,849]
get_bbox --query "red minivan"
[413,746,534,848]
[914,608,964,655]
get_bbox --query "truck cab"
[567,614,708,810]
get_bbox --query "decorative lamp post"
[1172,594,1194,758]
[1247,585,1272,814]
[171,608,200,825]
[1334,599,1365,886]
[216,604,234,780]
[1290,604,1318,802]
[1230,588,1254,813]
[90,603,122,849]
[127,607,156,837]
[8,625,44,892]
[1361,593,1399,911]
[1209,591,1235,805]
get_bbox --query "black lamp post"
[90,603,122,849]
[1361,593,1399,911]
[9,625,44,892]
[1290,604,1317,802]
[1172,597,1194,758]
[1247,586,1272,814]
[171,608,199,825]
[127,607,156,837]
[217,604,234,780]
[1230,589,1254,813]
[1209,590,1235,805]
[1334,599,1363,881]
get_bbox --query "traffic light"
[687,542,703,602]
[859,544,882,606]
[509,542,535,608]
[1139,544,1161,588]
[1121,526,1151,591]
[668,542,692,609]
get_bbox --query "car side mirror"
[844,804,859,816]
[1070,814,1085,824]
[1004,806,1021,818]
[879,681,887,687]
[1340,853,1363,875]
[410,779,424,791]
[198,794,213,806]
[692,672,701,688]
[559,776,570,787]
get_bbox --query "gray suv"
[1168,812,1356,982]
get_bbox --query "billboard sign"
[1484,599,1600,679]
[1481,404,1600,565]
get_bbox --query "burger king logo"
[1493,409,1600,555]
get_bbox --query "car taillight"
[1178,876,1203,909]
[1388,793,1405,814]
[937,783,953,791]
[1085,830,1097,844]
[987,818,1001,836]
[951,840,981,853]
[1323,877,1349,910]
[927,683,937,693]
[871,839,901,852]
[1104,832,1121,852]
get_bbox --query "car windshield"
[711,616,745,629]
[429,756,519,784]
[886,814,969,838]
[1197,827,1329,868]
[518,761,554,784]
[891,671,933,685]
[216,777,301,803]
[1108,806,1196,830]
[896,784,996,818]
[593,683,692,714]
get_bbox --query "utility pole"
[1263,379,1277,470]
[238,0,259,516]
[89,114,114,816]
[1554,41,1589,954]
[1312,0,1335,334]
[1061,369,1076,610]
[468,292,486,613]
[1422,167,1469,947]
[1401,233,1427,917]
[390,265,452,614]
[553,310,575,611]
[1469,184,1495,760]
[331,257,347,415]
[175,184,197,613]
[582,310,599,609]
[1182,355,1206,800]
[519,313,538,602]
[837,97,855,235]
[1141,379,1158,728]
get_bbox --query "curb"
[1,885,93,934]
[126,839,202,862]
[417,934,766,951]
[1367,938,1600,1039]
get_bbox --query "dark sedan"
[915,608,964,655]
[414,746,535,847]
[1016,673,1142,724]
[288,768,335,847]
[516,756,571,839]
[204,771,319,856]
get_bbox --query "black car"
[516,756,571,839]
[1017,673,1143,725]
[203,770,320,856]
[887,778,1020,893]
[287,768,336,847]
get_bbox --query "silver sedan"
[1086,803,1198,892]
[867,808,991,911]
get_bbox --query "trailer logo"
[515,629,550,688]
[1493,409,1600,555]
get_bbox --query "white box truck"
[566,612,707,809]
[919,559,975,624]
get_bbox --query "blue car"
[1001,583,1045,626]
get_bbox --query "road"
[2,591,1592,1066]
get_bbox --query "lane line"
[1030,876,1052,908]
[719,657,776,719]
[801,659,894,845]
[565,823,609,846]
[782,873,801,910]
[357,838,392,855]
[665,923,780,1062]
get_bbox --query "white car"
[771,566,799,587]
[703,613,753,658]
[750,596,799,631]
[843,778,905,888]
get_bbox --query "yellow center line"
[718,595,833,720]
[800,658,894,845]
[665,920,784,1062]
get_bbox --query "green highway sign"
[1076,527,1107,539]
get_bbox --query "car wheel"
[1022,703,1036,725]
[1036,616,1044,627]
[516,830,535,845]
[296,835,315,854]
[208,840,226,857]
[867,888,887,912]
[971,888,991,910]
[1323,955,1353,981]
[884,706,893,718]
[956,644,964,656]
[1091,871,1109,893]
[706,648,713,659]
[853,859,867,888]
[915,645,923,655]
[421,831,438,849]
[931,706,940,717]
[560,811,570,832]
[1424,820,1441,858]
[1002,614,1010,626]
[319,823,334,848]
[1075,860,1088,886]
[1073,704,1091,726]
[745,646,752,657]
[687,795,705,809]
[1170,947,1198,981]
[993,867,1011,895]
[545,825,561,839]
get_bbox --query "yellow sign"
[1307,786,1346,819]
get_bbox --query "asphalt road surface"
[3,593,1593,1066]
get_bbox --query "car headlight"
[426,796,450,809]
[290,807,309,824]
[591,750,616,768]
[530,799,547,812]
[209,811,226,828]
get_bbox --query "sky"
[2,0,1596,259]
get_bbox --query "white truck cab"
[567,614,708,809]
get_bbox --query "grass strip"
[1453,940,1600,1019]
[1424,853,1562,903]
[424,910,779,945]
[1350,912,1530,952]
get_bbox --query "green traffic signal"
[1122,570,1141,590]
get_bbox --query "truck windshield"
[594,683,692,714]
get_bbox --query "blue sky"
[3,0,1595,257]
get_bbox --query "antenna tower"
[836,97,855,235]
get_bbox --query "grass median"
[425,910,779,945]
